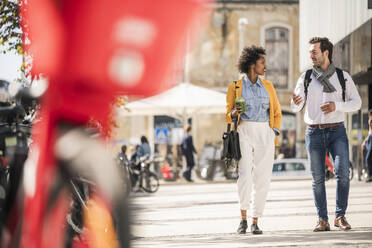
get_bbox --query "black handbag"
[221,117,241,168]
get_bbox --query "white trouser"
[237,121,275,217]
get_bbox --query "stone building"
[114,0,301,159]
[187,0,300,157]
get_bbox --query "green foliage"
[0,0,22,55]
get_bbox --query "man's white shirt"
[290,70,361,125]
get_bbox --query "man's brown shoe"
[334,216,351,230]
[313,220,330,232]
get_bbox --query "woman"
[137,136,151,160]
[226,45,282,234]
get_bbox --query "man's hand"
[231,104,242,117]
[292,92,303,105]
[320,102,335,114]
[362,138,366,150]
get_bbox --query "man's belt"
[308,122,343,129]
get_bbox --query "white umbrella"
[119,83,226,118]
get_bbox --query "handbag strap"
[233,117,238,131]
[226,118,237,131]
[234,80,238,98]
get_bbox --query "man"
[181,125,197,182]
[117,145,129,164]
[291,37,361,232]
[362,110,372,182]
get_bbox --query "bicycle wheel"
[54,126,130,248]
[141,171,159,193]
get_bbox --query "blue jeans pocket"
[306,126,317,136]
[329,123,345,133]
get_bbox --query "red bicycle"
[1,0,209,247]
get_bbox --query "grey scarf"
[312,63,337,93]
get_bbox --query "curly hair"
[237,46,266,74]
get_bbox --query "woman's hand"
[231,104,242,117]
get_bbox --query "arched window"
[265,27,289,89]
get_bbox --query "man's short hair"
[368,109,372,117]
[182,125,191,133]
[238,45,266,74]
[309,37,333,63]
[121,145,127,153]
[185,125,192,133]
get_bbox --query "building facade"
[187,0,300,157]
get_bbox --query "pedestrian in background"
[117,145,129,164]
[137,135,151,160]
[130,137,151,189]
[181,125,197,182]
[362,109,372,182]
[226,45,282,235]
[130,145,140,163]
[291,37,361,231]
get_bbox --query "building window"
[265,27,289,89]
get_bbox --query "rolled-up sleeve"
[291,73,306,113]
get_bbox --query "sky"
[0,52,22,82]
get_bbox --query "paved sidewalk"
[130,179,372,247]
[132,229,372,248]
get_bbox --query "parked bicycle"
[0,122,31,225]
[197,143,238,181]
[118,155,160,194]
[0,80,33,237]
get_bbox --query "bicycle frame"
[121,156,159,193]
[12,0,210,247]
[21,105,74,248]
[17,102,129,248]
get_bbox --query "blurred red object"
[21,0,211,131]
[325,153,334,174]
[15,1,211,247]
[22,0,210,97]
[161,164,173,180]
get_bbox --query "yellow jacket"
[225,77,282,146]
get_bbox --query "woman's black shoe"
[251,223,263,234]
[237,220,248,234]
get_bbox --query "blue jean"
[365,135,372,178]
[305,124,350,221]
[183,154,195,180]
